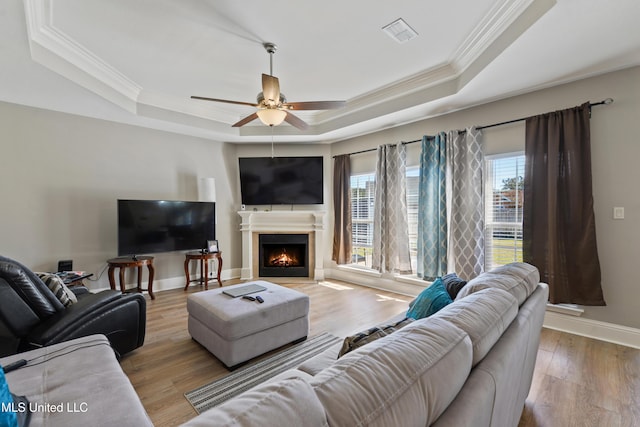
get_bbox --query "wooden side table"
[184,251,223,291]
[107,256,155,300]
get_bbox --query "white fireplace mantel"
[238,210,326,281]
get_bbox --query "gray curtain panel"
[332,154,352,265]
[446,127,485,279]
[372,142,412,274]
[523,103,605,305]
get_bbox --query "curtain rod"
[334,98,613,158]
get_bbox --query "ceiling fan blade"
[284,112,309,130]
[232,112,259,127]
[262,74,280,104]
[283,100,346,110]
[191,96,258,107]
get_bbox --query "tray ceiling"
[1,0,639,143]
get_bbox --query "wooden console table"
[184,251,223,291]
[107,256,155,300]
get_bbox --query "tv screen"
[117,200,215,256]
[238,156,324,205]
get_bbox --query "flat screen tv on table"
[117,199,215,257]
[238,156,324,205]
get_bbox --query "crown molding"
[452,0,537,74]
[23,0,142,113]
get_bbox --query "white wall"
[329,65,640,330]
[0,102,240,291]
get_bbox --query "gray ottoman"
[187,280,309,369]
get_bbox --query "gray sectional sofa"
[182,262,548,427]
[1,262,547,427]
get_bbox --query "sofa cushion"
[297,342,343,376]
[432,287,518,366]
[0,258,64,318]
[406,278,453,319]
[181,376,328,427]
[310,317,472,427]
[456,262,539,305]
[36,273,77,307]
[337,317,414,358]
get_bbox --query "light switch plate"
[613,207,625,219]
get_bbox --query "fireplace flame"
[269,248,299,267]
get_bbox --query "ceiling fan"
[191,43,346,130]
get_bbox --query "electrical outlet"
[613,207,625,219]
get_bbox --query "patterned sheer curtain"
[372,142,412,274]
[446,127,485,279]
[332,154,352,264]
[524,103,605,305]
[417,133,447,280]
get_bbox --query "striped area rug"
[185,332,341,414]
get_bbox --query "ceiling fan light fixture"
[192,41,344,130]
[257,108,287,126]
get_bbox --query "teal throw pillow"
[406,278,453,320]
[0,367,18,427]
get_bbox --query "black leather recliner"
[0,255,146,357]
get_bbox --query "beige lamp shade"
[198,177,216,202]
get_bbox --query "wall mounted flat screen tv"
[238,156,324,205]
[117,199,215,256]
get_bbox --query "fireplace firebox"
[259,234,309,277]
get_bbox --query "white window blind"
[484,154,525,270]
[349,168,419,271]
[406,167,419,272]
[350,173,375,267]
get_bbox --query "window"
[350,173,375,267]
[406,167,419,272]
[349,168,419,271]
[484,153,524,269]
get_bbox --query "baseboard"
[327,267,422,297]
[544,311,640,349]
[88,268,241,294]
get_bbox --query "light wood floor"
[518,328,640,427]
[121,280,640,427]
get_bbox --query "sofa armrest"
[31,290,123,339]
[1,335,154,426]
[25,291,146,355]
[69,285,90,296]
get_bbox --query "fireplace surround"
[238,210,325,280]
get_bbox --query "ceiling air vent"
[382,18,418,44]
